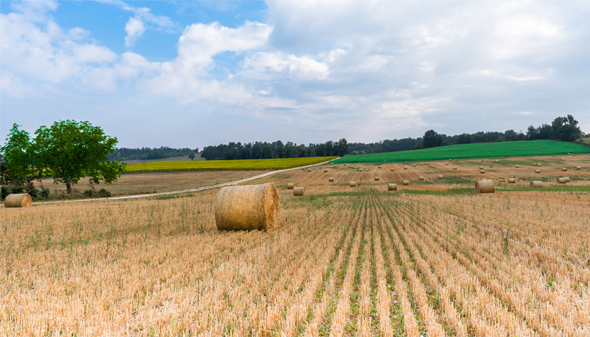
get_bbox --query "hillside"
[333,140,590,163]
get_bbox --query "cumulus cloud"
[124,17,145,47]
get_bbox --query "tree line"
[200,139,349,160]
[106,147,198,161]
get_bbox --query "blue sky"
[1,0,589,149]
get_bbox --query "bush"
[98,189,111,197]
[1,186,10,200]
[40,188,50,199]
[11,186,25,194]
[28,188,40,199]
[84,190,97,197]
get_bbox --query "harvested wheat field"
[1,157,590,336]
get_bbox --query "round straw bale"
[538,164,542,167]
[480,160,484,162]
[564,176,570,182]
[4,193,32,208]
[438,175,444,179]
[293,187,305,196]
[413,164,416,167]
[287,183,294,189]
[359,168,363,172]
[350,181,357,187]
[475,180,495,193]
[479,166,483,169]
[515,165,520,168]
[453,167,457,170]
[562,167,567,171]
[557,177,567,184]
[404,166,408,170]
[215,183,279,231]
[308,169,311,172]
[419,176,424,180]
[576,166,581,170]
[374,176,380,181]
[329,177,334,182]
[390,168,394,171]
[530,181,543,188]
[421,162,424,165]
[445,162,449,165]
[402,180,410,185]
[568,153,571,155]
[378,166,381,169]
[535,169,540,173]
[388,183,397,191]
[495,160,499,162]
[324,169,328,173]
[508,178,516,183]
[480,170,485,174]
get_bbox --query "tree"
[456,133,471,144]
[33,120,126,194]
[188,153,195,160]
[275,144,285,158]
[337,138,349,157]
[251,143,262,159]
[284,142,294,158]
[0,124,36,186]
[261,145,273,159]
[422,130,443,148]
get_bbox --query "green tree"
[251,143,262,159]
[284,142,294,158]
[188,153,195,160]
[33,120,126,194]
[1,124,36,186]
[261,145,273,159]
[337,138,349,157]
[275,144,285,158]
[423,130,443,148]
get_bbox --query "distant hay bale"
[576,166,581,170]
[287,183,294,189]
[402,180,410,185]
[564,176,570,182]
[438,175,444,179]
[480,170,485,174]
[445,162,449,165]
[350,181,357,187]
[557,177,567,184]
[535,169,540,173]
[374,176,380,181]
[4,193,32,208]
[479,166,484,169]
[515,165,520,168]
[329,177,334,182]
[489,165,493,168]
[495,160,499,162]
[378,166,381,169]
[421,162,424,165]
[508,178,516,183]
[324,169,328,173]
[330,162,334,165]
[404,166,408,170]
[453,167,457,170]
[359,168,363,172]
[530,181,543,188]
[419,176,424,180]
[562,167,567,171]
[388,183,397,191]
[215,183,279,231]
[475,180,495,193]
[390,168,394,171]
[293,187,305,196]
[413,164,416,167]
[308,169,312,172]
[538,164,542,167]
[480,160,484,162]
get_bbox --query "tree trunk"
[65,179,72,194]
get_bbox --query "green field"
[334,140,590,164]
[125,156,337,172]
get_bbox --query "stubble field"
[1,154,589,336]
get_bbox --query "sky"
[1,0,589,149]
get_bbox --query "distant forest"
[109,115,585,161]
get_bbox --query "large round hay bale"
[421,162,424,165]
[508,177,516,183]
[564,176,570,182]
[374,176,380,181]
[480,170,485,174]
[388,183,397,191]
[378,166,381,169]
[215,183,279,231]
[307,169,311,172]
[390,168,394,171]
[479,166,483,169]
[576,166,581,170]
[413,164,416,167]
[453,167,457,170]
[530,181,543,188]
[480,160,484,162]
[445,162,449,165]
[562,167,567,171]
[438,175,443,179]
[4,193,32,208]
[515,165,520,168]
[404,166,408,170]
[293,187,305,196]
[538,164,542,167]
[324,169,328,173]
[350,181,357,187]
[419,176,424,180]
[287,183,294,189]
[495,160,499,163]
[329,177,334,182]
[475,180,495,193]
[557,177,567,184]
[359,168,363,172]
[402,180,410,185]
[535,169,540,173]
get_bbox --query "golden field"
[1,154,589,336]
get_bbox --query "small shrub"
[40,188,50,199]
[84,190,97,197]
[28,188,40,199]
[98,189,111,197]
[11,186,25,194]
[1,186,10,200]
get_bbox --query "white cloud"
[124,17,145,47]
[242,52,330,80]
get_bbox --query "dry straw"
[438,175,444,179]
[402,180,410,185]
[508,177,516,183]
[445,162,449,165]
[388,183,397,191]
[564,176,570,182]
[557,177,567,184]
[515,165,520,168]
[374,176,380,181]
[404,166,408,170]
[480,170,485,174]
[4,193,32,208]
[475,180,495,193]
[413,164,416,167]
[293,187,305,196]
[562,167,567,171]
[359,168,363,172]
[453,167,457,170]
[287,183,294,189]
[479,166,484,169]
[324,169,328,173]
[530,181,543,188]
[329,177,334,182]
[390,168,394,171]
[350,181,357,187]
[535,169,540,173]
[419,176,424,180]
[576,166,581,170]
[215,183,280,231]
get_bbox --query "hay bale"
[480,170,485,174]
[215,183,279,231]
[374,176,380,181]
[324,169,328,173]
[495,160,499,162]
[564,176,570,182]
[390,168,394,171]
[530,181,543,188]
[421,162,424,165]
[419,176,424,180]
[308,169,311,172]
[404,166,408,170]
[445,162,449,165]
[480,160,484,162]
[293,187,305,196]
[538,164,542,167]
[287,183,294,189]
[576,166,581,170]
[359,168,363,172]
[438,175,443,179]
[535,169,540,173]
[479,166,483,169]
[350,181,357,187]
[329,177,334,182]
[413,164,416,167]
[402,180,410,185]
[475,180,495,193]
[453,167,457,170]
[508,178,516,183]
[388,183,397,191]
[515,165,520,168]
[4,193,32,208]
[378,166,381,169]
[562,167,567,171]
[557,177,567,184]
